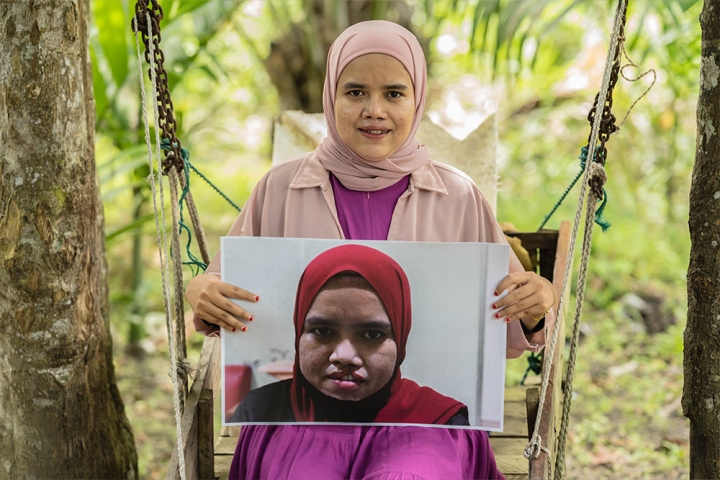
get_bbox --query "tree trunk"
[683,0,720,478]
[0,1,137,478]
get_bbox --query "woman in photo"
[232,244,469,425]
[187,19,556,480]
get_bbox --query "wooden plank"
[167,336,221,480]
[198,388,214,480]
[214,435,237,456]
[496,455,529,476]
[506,231,558,250]
[528,221,571,480]
[214,455,232,480]
[489,437,528,456]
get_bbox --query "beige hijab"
[316,20,430,191]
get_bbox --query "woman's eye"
[388,91,403,99]
[347,90,363,97]
[312,327,332,337]
[363,330,384,340]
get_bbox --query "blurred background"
[92,0,699,477]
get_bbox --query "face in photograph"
[298,274,398,402]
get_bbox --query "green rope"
[186,162,242,212]
[160,140,207,275]
[538,146,612,232]
[521,352,543,386]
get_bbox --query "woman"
[232,244,469,426]
[187,20,555,479]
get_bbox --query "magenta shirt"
[229,172,503,480]
[330,173,410,240]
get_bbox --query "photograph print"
[221,237,509,431]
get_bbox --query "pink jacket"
[195,152,552,358]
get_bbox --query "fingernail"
[494,291,499,296]
[494,313,500,319]
[254,295,260,302]
[242,326,247,332]
[492,304,497,309]
[232,328,236,332]
[505,317,511,323]
[248,315,254,322]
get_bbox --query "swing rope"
[523,2,628,479]
[133,9,187,479]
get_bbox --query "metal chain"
[131,0,184,174]
[585,0,627,199]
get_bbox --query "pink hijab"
[316,20,430,191]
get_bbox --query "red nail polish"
[254,295,260,302]
[494,291,498,296]
[248,315,254,322]
[232,328,236,332]
[492,304,497,309]
[494,313,500,319]
[505,317,511,323]
[242,326,247,332]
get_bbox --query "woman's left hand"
[492,272,557,330]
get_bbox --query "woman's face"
[334,54,415,162]
[298,276,398,402]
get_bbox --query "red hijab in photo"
[289,244,467,425]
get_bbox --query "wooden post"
[198,388,215,480]
[526,387,540,440]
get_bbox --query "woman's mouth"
[359,128,390,136]
[327,371,366,389]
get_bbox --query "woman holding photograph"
[187,19,556,480]
[232,244,469,426]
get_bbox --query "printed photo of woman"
[231,244,469,425]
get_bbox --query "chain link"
[131,0,184,174]
[585,1,627,200]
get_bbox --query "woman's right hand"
[185,274,259,332]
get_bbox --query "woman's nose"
[362,96,387,119]
[329,338,361,365]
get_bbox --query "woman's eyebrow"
[341,81,366,90]
[353,320,393,331]
[383,83,408,90]
[304,317,337,328]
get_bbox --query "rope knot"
[588,162,607,200]
[524,434,550,460]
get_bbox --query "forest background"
[92,0,699,478]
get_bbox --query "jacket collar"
[289,153,448,195]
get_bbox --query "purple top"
[330,173,410,240]
[228,173,504,479]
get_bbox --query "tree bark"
[683,0,720,478]
[0,1,137,478]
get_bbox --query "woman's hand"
[492,272,557,330]
[185,274,259,332]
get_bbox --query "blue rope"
[538,146,612,232]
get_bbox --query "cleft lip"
[327,370,366,382]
